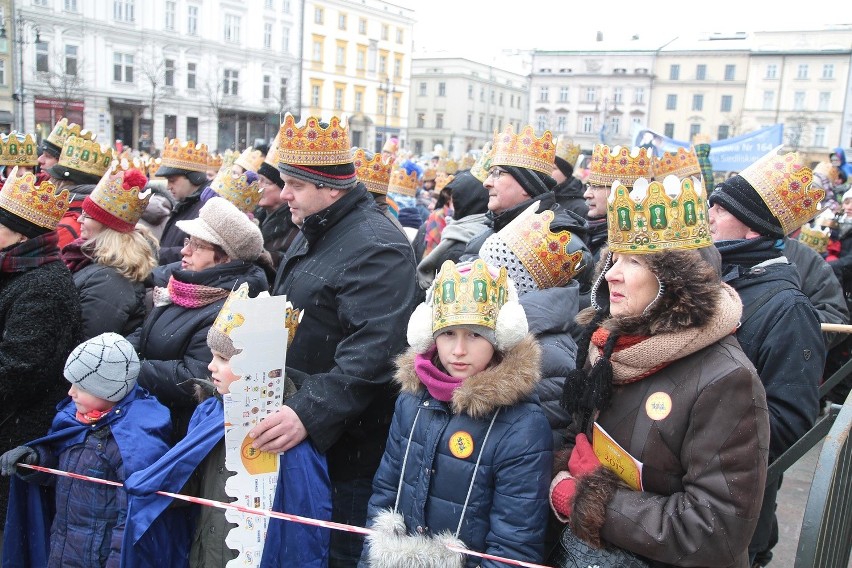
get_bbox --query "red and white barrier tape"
[19,463,554,568]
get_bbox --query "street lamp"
[378,76,397,153]
[0,12,40,132]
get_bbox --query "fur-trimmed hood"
[393,334,542,419]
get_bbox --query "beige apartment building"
[0,0,15,132]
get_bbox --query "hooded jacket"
[553,177,589,220]
[362,335,553,568]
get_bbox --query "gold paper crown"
[607,175,712,253]
[277,114,353,167]
[388,165,419,197]
[382,138,399,155]
[554,136,581,168]
[499,204,586,288]
[431,259,510,333]
[652,147,701,181]
[588,145,654,188]
[234,147,265,173]
[212,283,251,339]
[0,167,70,230]
[145,157,162,179]
[210,170,262,213]
[285,304,303,347]
[458,153,476,171]
[739,149,823,235]
[264,130,283,167]
[88,160,151,229]
[811,161,842,189]
[435,172,454,192]
[353,148,391,195]
[798,223,831,254]
[422,167,437,182]
[470,143,494,183]
[0,133,39,167]
[45,118,95,150]
[207,153,223,171]
[58,135,114,178]
[160,138,209,173]
[438,158,458,175]
[490,124,555,175]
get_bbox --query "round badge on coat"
[645,392,672,421]
[449,431,474,459]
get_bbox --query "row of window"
[668,62,836,81]
[311,40,403,77]
[162,115,199,142]
[416,82,524,109]
[537,86,646,105]
[309,84,401,116]
[312,6,405,43]
[663,90,835,112]
[35,0,136,22]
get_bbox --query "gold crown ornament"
[437,158,458,175]
[209,284,304,354]
[490,124,555,175]
[0,167,70,231]
[587,145,653,188]
[353,148,392,195]
[607,175,712,253]
[422,167,437,182]
[470,143,494,183]
[234,146,265,173]
[159,138,209,173]
[458,153,476,171]
[435,172,454,192]
[554,136,581,168]
[85,160,151,232]
[739,148,822,235]
[209,170,262,213]
[652,147,701,181]
[58,135,115,178]
[207,153,223,172]
[285,304,303,348]
[382,137,399,155]
[277,114,353,167]
[145,157,162,179]
[798,222,831,254]
[431,259,510,333]
[45,118,95,152]
[388,164,419,197]
[264,130,283,167]
[0,133,39,167]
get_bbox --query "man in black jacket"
[708,150,825,568]
[248,116,418,567]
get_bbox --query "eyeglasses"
[585,184,609,192]
[488,168,509,180]
[183,237,215,253]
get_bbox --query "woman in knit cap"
[126,196,268,441]
[61,164,158,340]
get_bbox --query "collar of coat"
[394,334,542,419]
[300,183,370,244]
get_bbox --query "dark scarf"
[0,232,61,274]
[60,237,93,273]
[715,237,783,278]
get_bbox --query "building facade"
[0,0,16,132]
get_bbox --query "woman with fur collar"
[360,259,553,568]
[550,177,770,568]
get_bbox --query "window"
[419,82,427,96]
[436,113,443,129]
[396,28,403,44]
[0,61,5,85]
[356,48,365,71]
[585,87,596,103]
[717,125,730,140]
[539,86,549,102]
[264,23,272,49]
[559,86,569,102]
[334,87,343,110]
[669,64,680,80]
[557,116,566,131]
[164,115,177,139]
[438,82,446,97]
[314,7,323,24]
[724,65,735,81]
[358,18,366,34]
[582,116,594,134]
[164,59,174,87]
[689,124,701,139]
[36,41,49,73]
[466,84,474,99]
[349,89,360,111]
[634,87,645,104]
[312,40,323,63]
[186,117,198,141]
[762,90,774,110]
[537,114,547,132]
[165,1,175,30]
[720,95,732,112]
[664,123,675,138]
[114,0,135,22]
[65,0,78,11]
[224,14,241,43]
[187,62,196,90]
[610,116,620,135]
[310,85,320,107]
[499,92,503,106]
[381,24,388,41]
[696,64,706,80]
[65,45,78,76]
[796,64,808,79]
[279,78,287,101]
[336,45,345,67]
[819,92,830,111]
[281,26,290,53]
[510,94,515,107]
[823,64,834,79]
[113,52,134,82]
[394,56,401,78]
[814,125,826,147]
[263,75,271,99]
[187,5,198,35]
[766,64,777,79]
[417,113,425,128]
[793,91,805,110]
[32,0,48,6]
[377,94,385,116]
[223,68,239,96]
[612,87,622,103]
[378,54,386,75]
[666,94,677,110]
[467,113,472,129]
[265,0,273,7]
[338,13,346,30]
[480,88,484,102]
[478,114,483,130]
[692,94,703,111]
[282,0,290,12]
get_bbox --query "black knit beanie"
[708,175,784,238]
[502,165,556,198]
[447,172,488,220]
[554,156,574,179]
[0,207,50,238]
[258,162,285,188]
[277,162,357,191]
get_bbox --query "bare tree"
[139,55,169,126]
[784,113,815,151]
[40,48,86,117]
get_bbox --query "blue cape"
[2,386,171,568]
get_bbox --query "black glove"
[0,446,38,476]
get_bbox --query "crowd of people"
[0,114,848,568]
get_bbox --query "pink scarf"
[414,348,464,402]
[153,275,230,309]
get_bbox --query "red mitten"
[549,471,577,520]
[568,433,601,478]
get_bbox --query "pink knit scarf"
[153,275,230,309]
[414,348,464,402]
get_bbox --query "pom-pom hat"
[83,160,150,233]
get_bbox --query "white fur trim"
[407,302,435,353]
[365,509,466,568]
[495,301,528,352]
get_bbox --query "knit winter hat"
[502,165,556,198]
[176,196,264,261]
[64,332,139,402]
[82,166,150,233]
[397,207,422,229]
[708,175,783,238]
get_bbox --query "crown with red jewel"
[234,147,265,173]
[490,124,555,175]
[653,147,701,181]
[159,138,209,173]
[0,133,39,167]
[554,136,581,168]
[388,163,419,197]
[210,170,262,213]
[353,148,392,195]
[588,144,653,188]
[277,114,353,167]
[85,159,151,232]
[0,167,70,231]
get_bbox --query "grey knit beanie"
[176,196,264,261]
[64,332,140,402]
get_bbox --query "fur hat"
[64,332,139,402]
[176,196,264,261]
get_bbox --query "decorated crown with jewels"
[210,170,262,213]
[160,138,209,173]
[739,149,822,235]
[0,167,70,230]
[431,259,511,333]
[435,172,455,192]
[211,283,303,348]
[798,222,831,254]
[490,124,555,175]
[58,135,114,178]
[588,145,653,188]
[353,149,392,195]
[388,164,419,197]
[234,147,265,173]
[470,142,494,183]
[88,160,151,231]
[207,153,223,171]
[459,153,477,171]
[0,133,39,167]
[264,130,283,167]
[653,147,701,181]
[277,114,353,167]
[46,118,95,150]
[554,136,581,168]
[607,175,712,253]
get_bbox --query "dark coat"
[362,336,552,568]
[126,260,268,440]
[272,184,418,482]
[256,205,301,269]
[0,260,82,527]
[73,263,147,340]
[157,187,205,266]
[553,177,589,220]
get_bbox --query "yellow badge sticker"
[645,392,672,421]
[449,431,474,459]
